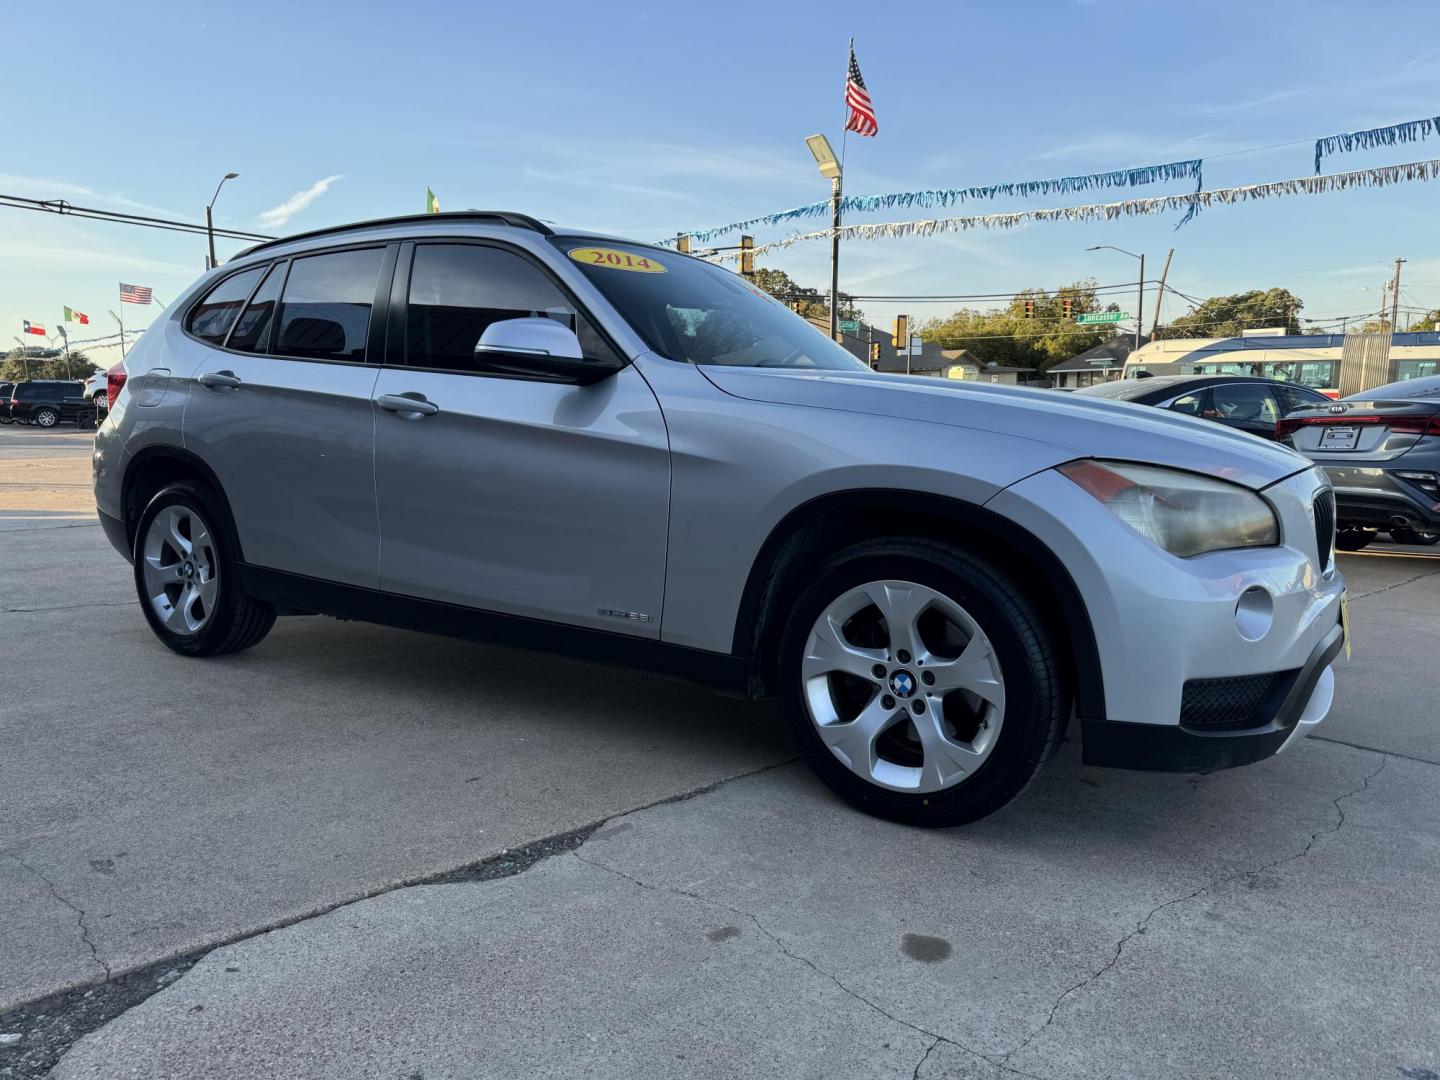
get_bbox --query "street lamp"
[12,337,30,380]
[1087,244,1145,351]
[805,135,843,341]
[206,172,240,271]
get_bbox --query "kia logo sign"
[1329,404,1346,413]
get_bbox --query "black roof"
[1072,373,1321,402]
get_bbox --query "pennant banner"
[1314,115,1440,173]
[703,159,1440,263]
[670,159,1204,245]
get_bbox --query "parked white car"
[83,370,109,413]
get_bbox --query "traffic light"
[676,234,691,254]
[869,341,881,365]
[1062,297,1073,319]
[1024,298,1035,320]
[739,235,755,278]
[892,314,909,347]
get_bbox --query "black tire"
[33,408,59,429]
[1388,527,1440,546]
[132,481,275,657]
[776,537,1064,828]
[1335,528,1375,552]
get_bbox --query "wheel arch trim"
[731,487,1105,719]
[121,445,241,560]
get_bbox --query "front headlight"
[1058,459,1279,558]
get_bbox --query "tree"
[918,279,1118,370]
[1408,309,1440,332]
[1,348,99,382]
[751,267,860,322]
[1156,289,1304,339]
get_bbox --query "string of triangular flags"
[699,159,1440,263]
[669,113,1440,248]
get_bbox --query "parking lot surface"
[2,424,1437,1079]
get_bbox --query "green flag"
[426,187,440,214]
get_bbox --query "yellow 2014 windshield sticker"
[568,247,666,273]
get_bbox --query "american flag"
[844,42,877,137]
[119,282,153,305]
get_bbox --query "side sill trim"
[237,564,749,695]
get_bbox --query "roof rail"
[233,210,554,258]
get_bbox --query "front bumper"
[1080,621,1343,771]
[988,464,1344,772]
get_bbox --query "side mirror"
[475,317,619,384]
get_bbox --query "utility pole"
[1390,257,1406,332]
[1136,253,1145,351]
[1151,248,1174,340]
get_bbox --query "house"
[1049,335,1147,388]
[940,350,1036,386]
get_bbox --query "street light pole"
[1086,245,1146,350]
[805,135,845,342]
[205,172,240,270]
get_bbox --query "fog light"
[1235,587,1274,642]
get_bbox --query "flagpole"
[831,37,852,343]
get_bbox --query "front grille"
[1313,488,1336,571]
[1180,671,1295,731]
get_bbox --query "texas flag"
[22,320,45,336]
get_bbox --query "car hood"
[700,367,1310,490]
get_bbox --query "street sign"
[1076,311,1130,325]
[840,319,859,332]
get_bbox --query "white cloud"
[256,175,343,229]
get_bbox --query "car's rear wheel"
[1388,527,1440,546]
[777,538,1063,827]
[133,482,275,657]
[1336,528,1376,552]
[33,408,59,428]
[93,391,108,413]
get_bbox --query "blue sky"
[6,0,1440,363]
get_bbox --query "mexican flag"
[64,306,90,325]
[426,187,440,214]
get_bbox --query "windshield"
[554,238,867,371]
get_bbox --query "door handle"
[199,370,242,390]
[376,393,440,418]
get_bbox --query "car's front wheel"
[777,538,1064,827]
[133,482,276,657]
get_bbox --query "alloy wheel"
[801,579,1006,794]
[35,409,58,428]
[141,504,220,636]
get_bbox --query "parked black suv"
[0,382,14,424]
[7,380,91,428]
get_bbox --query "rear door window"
[274,248,385,362]
[189,267,265,344]
[1208,383,1279,424]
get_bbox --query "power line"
[0,193,273,243]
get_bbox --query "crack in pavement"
[572,847,1045,1080]
[998,753,1390,1069]
[1347,567,1440,600]
[0,852,111,982]
[1,600,135,615]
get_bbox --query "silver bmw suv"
[94,211,1346,826]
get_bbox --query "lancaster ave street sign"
[1076,311,1130,325]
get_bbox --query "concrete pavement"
[2,424,1436,1079]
